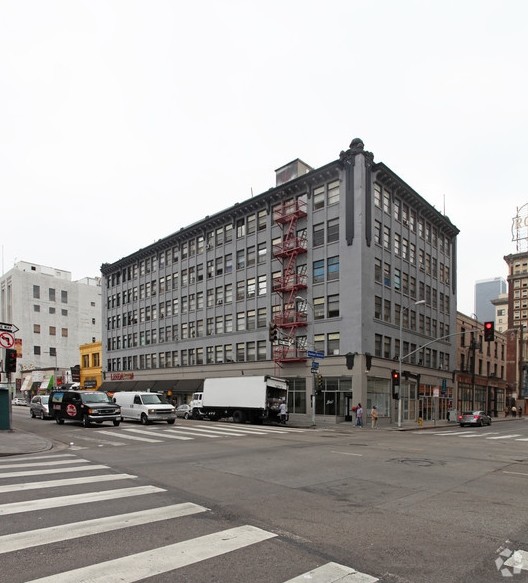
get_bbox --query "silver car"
[458,410,492,427]
[175,404,192,419]
[30,395,52,419]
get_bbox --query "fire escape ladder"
[271,199,308,363]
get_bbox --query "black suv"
[50,390,121,427]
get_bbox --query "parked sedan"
[30,395,52,419]
[458,410,492,427]
[175,404,192,419]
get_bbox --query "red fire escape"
[271,198,309,363]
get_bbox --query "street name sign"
[307,350,325,359]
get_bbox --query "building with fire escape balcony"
[100,138,459,425]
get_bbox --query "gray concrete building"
[100,138,459,425]
[0,261,101,394]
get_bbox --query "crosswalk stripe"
[165,428,217,438]
[0,464,109,479]
[486,434,522,440]
[97,430,162,443]
[458,433,497,438]
[515,438,528,442]
[25,524,276,583]
[0,502,208,554]
[0,453,76,464]
[179,426,249,437]
[284,561,378,582]
[122,428,193,441]
[0,473,137,494]
[0,485,165,515]
[0,459,93,470]
[194,424,294,434]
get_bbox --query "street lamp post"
[295,296,316,426]
[398,300,426,428]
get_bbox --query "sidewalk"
[0,428,53,457]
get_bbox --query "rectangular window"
[61,290,68,303]
[313,223,325,247]
[236,218,246,238]
[314,297,325,320]
[49,326,56,336]
[33,324,40,334]
[313,260,325,284]
[33,285,40,299]
[313,185,325,210]
[236,250,245,270]
[327,256,339,281]
[49,288,56,302]
[327,218,339,243]
[327,294,339,318]
[34,305,40,312]
[327,180,340,205]
[374,220,381,245]
[374,183,382,208]
[375,258,382,283]
[61,328,68,337]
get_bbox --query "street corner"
[0,428,54,457]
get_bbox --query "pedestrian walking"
[371,405,379,429]
[279,400,288,425]
[512,405,517,418]
[356,403,363,427]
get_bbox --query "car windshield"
[142,394,164,405]
[81,393,111,404]
[41,396,49,404]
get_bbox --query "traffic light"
[268,322,278,343]
[484,321,495,342]
[5,348,17,373]
[391,369,400,400]
[315,373,324,394]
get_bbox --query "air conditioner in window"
[217,299,223,305]
[206,244,212,250]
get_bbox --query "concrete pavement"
[0,414,524,457]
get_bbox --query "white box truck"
[189,376,288,424]
[112,392,176,425]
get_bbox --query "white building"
[0,261,101,393]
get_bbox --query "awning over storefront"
[99,379,204,393]
[21,376,32,392]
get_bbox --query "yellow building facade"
[79,341,103,390]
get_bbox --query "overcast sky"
[1,0,527,317]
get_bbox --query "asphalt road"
[5,407,528,582]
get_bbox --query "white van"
[113,392,176,425]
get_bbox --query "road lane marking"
[486,434,522,440]
[504,471,528,477]
[284,561,378,582]
[0,502,208,554]
[25,525,276,583]
[331,451,363,457]
[0,473,137,493]
[0,485,165,515]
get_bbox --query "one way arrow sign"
[0,322,19,334]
